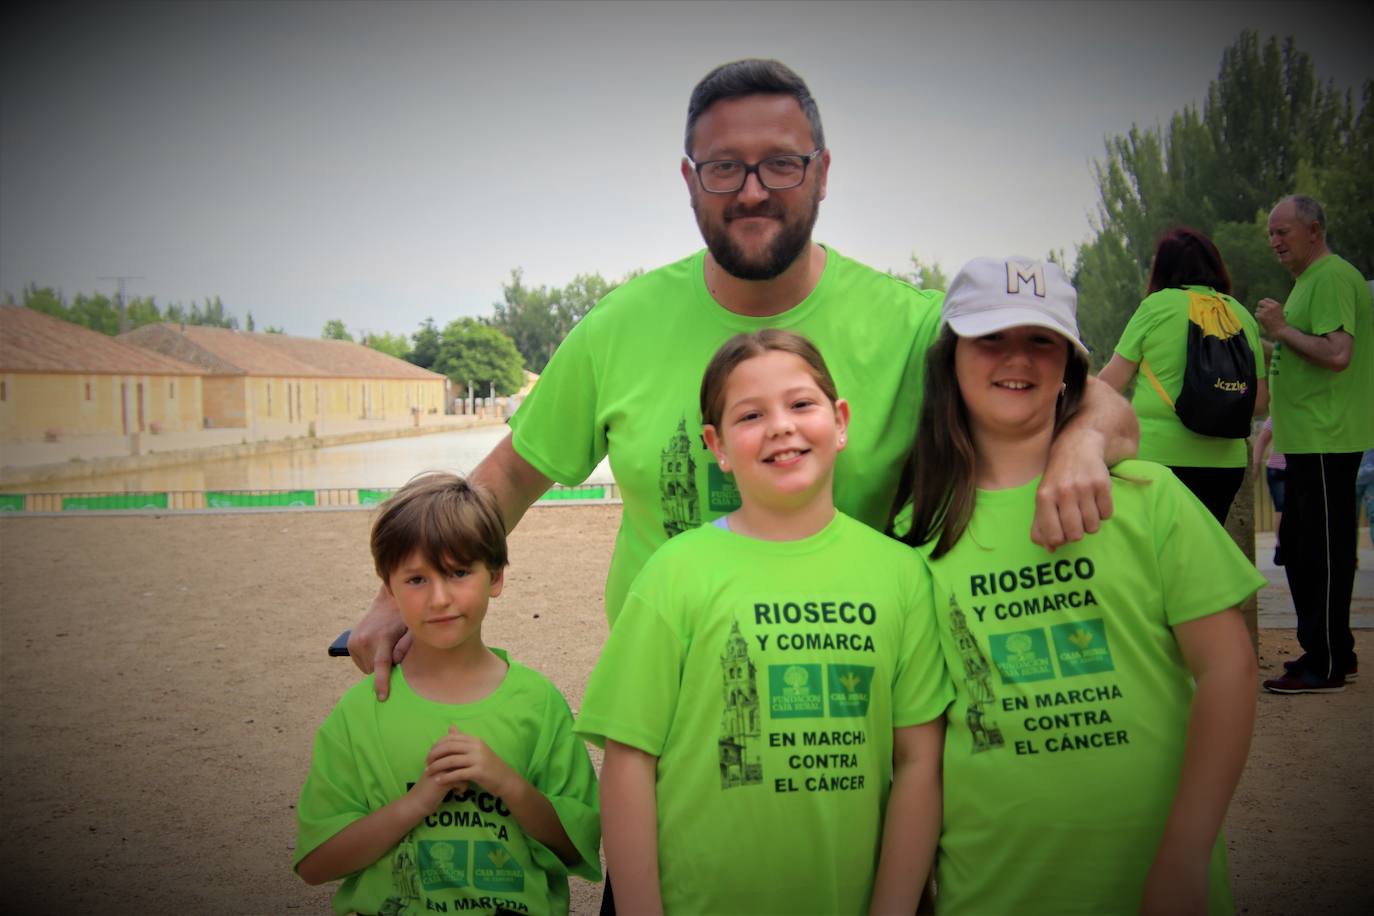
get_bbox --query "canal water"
[38,427,614,494]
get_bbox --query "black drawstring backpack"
[1141,290,1257,439]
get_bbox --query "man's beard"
[694,189,820,281]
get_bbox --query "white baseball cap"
[942,256,1089,357]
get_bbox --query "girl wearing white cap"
[893,257,1263,915]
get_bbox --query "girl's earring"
[839,433,847,446]
[1059,382,1067,399]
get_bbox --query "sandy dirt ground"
[1,506,1370,915]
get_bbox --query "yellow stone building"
[0,305,204,442]
[120,324,447,435]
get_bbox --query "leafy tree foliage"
[165,296,238,329]
[321,319,354,341]
[18,285,240,334]
[363,331,411,359]
[890,255,949,291]
[407,318,442,370]
[488,268,632,372]
[434,318,524,396]
[1073,30,1369,365]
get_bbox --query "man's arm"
[1033,375,1139,550]
[1256,298,1354,372]
[468,432,556,533]
[349,432,554,699]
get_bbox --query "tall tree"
[1072,30,1364,364]
[21,284,67,320]
[488,268,630,372]
[408,318,441,370]
[890,255,948,291]
[321,319,353,341]
[434,318,524,396]
[489,269,561,372]
[363,331,410,359]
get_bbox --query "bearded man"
[350,58,1137,685]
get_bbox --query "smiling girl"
[576,330,951,914]
[899,258,1264,915]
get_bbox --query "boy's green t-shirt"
[921,461,1264,915]
[295,652,601,916]
[1113,285,1263,467]
[576,512,951,914]
[508,246,943,622]
[1269,254,1374,454]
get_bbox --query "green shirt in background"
[576,512,951,914]
[920,461,1264,915]
[296,653,601,916]
[1114,285,1262,467]
[508,246,943,623]
[1269,254,1374,454]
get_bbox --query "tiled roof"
[0,305,203,375]
[121,324,325,376]
[251,334,445,381]
[121,325,444,381]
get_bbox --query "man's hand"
[1031,376,1136,551]
[1255,298,1286,337]
[347,585,412,701]
[1032,428,1113,550]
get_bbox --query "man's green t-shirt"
[920,461,1264,915]
[1114,286,1262,467]
[1269,254,1374,454]
[508,246,943,622]
[575,512,952,914]
[296,652,601,916]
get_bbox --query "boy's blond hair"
[370,473,508,582]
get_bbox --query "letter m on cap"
[1006,260,1046,298]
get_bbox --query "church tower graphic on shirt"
[949,595,1005,753]
[659,416,701,537]
[718,618,762,788]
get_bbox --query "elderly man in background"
[1256,195,1374,694]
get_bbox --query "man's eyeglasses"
[689,150,823,194]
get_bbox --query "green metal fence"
[0,483,616,513]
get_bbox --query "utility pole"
[98,274,144,334]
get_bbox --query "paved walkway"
[1256,529,1374,629]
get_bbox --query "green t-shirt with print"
[1114,286,1263,467]
[920,461,1264,916]
[295,652,601,916]
[1269,254,1374,454]
[508,246,943,623]
[575,512,952,915]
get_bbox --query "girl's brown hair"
[893,326,1089,558]
[699,329,839,430]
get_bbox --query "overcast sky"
[2,1,1368,338]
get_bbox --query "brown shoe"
[1263,670,1346,694]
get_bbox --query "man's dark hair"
[684,59,825,157]
[1147,226,1233,296]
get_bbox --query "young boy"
[295,473,600,915]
